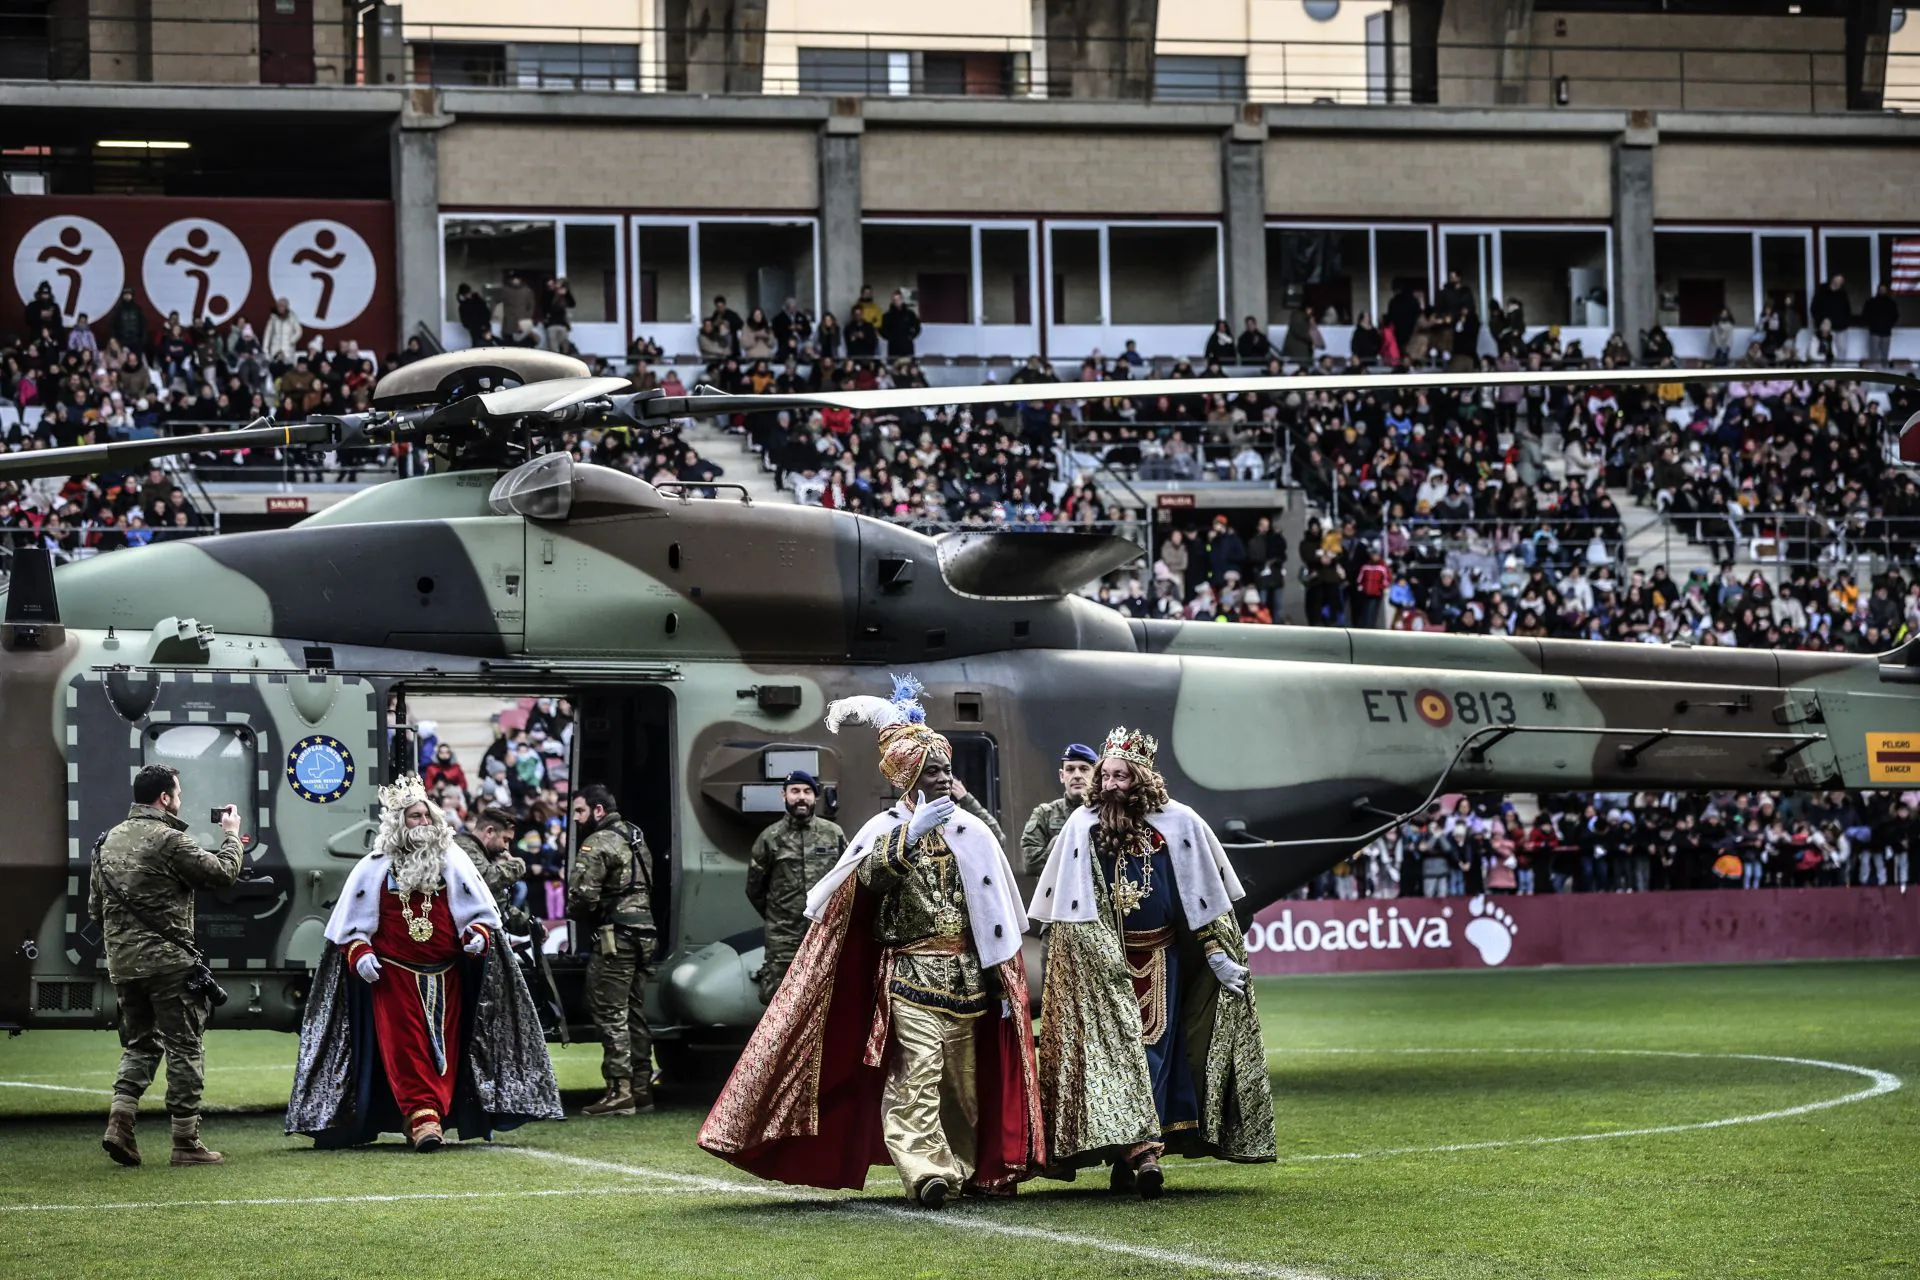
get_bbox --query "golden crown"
[1102,726,1158,770]
[377,774,430,814]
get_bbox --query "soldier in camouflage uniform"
[947,776,1005,848]
[455,806,525,920]
[89,764,244,1167]
[1019,742,1098,876]
[745,771,846,1002]
[568,782,655,1115]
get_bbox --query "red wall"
[1244,889,1920,975]
[6,196,395,356]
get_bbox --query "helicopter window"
[146,724,255,850]
[944,731,1000,818]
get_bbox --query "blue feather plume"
[888,672,927,723]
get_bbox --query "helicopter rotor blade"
[634,364,1920,421]
[473,376,634,420]
[0,417,341,483]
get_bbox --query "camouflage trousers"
[756,955,795,1005]
[111,968,213,1118]
[586,931,653,1086]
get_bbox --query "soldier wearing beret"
[1020,743,1098,876]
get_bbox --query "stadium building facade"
[6,1,1920,366]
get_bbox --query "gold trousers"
[880,997,979,1198]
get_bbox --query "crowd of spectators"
[1298,786,1913,901]
[411,700,576,922]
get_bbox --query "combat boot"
[581,1078,638,1117]
[168,1115,224,1166]
[101,1096,140,1167]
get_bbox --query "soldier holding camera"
[89,764,244,1167]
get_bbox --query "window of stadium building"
[1046,222,1223,361]
[630,218,820,363]
[1437,226,1612,354]
[1266,224,1432,358]
[441,216,625,356]
[1653,227,1816,362]
[862,221,1038,358]
[1820,227,1920,359]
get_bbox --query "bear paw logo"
[1465,895,1517,966]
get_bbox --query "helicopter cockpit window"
[943,731,1000,818]
[146,724,255,850]
[489,453,575,520]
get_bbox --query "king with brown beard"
[1028,727,1276,1196]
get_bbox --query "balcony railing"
[1,13,1914,113]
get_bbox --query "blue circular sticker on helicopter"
[287,735,354,804]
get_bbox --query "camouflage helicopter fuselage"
[5,456,1919,1042]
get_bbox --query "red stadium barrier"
[1243,888,1920,974]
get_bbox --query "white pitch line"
[0,1185,706,1215]
[0,1064,295,1081]
[500,1147,1332,1280]
[0,1081,112,1095]
[1263,1047,1902,1162]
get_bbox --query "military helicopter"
[5,348,1919,1079]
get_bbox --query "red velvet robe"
[344,884,469,1128]
[697,876,1044,1191]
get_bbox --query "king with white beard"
[287,775,561,1151]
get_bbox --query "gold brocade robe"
[1036,885,1276,1171]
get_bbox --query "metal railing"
[3,13,1915,112]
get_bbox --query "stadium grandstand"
[5,0,1920,907]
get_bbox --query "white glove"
[463,927,488,956]
[1206,950,1249,998]
[354,952,382,984]
[905,792,956,843]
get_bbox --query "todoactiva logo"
[1245,896,1519,967]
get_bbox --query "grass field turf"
[1,961,1914,1280]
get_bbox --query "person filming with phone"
[89,764,244,1168]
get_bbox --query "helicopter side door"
[67,668,382,1000]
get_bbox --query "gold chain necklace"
[927,843,966,936]
[1107,831,1153,918]
[395,887,437,942]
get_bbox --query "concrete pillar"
[1042,0,1157,100]
[1846,0,1894,110]
[1611,119,1657,355]
[819,113,863,323]
[391,92,449,352]
[1222,116,1268,335]
[674,0,768,94]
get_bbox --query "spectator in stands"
[879,291,922,359]
[106,289,147,355]
[813,311,843,361]
[1278,307,1320,364]
[1811,274,1852,342]
[697,319,730,365]
[845,307,879,361]
[66,315,97,359]
[740,308,776,362]
[424,742,468,795]
[1236,316,1270,362]
[1863,284,1899,366]
[541,277,576,352]
[771,297,812,363]
[1350,312,1383,366]
[457,283,493,348]
[1710,308,1736,366]
[851,285,882,332]
[263,298,302,366]
[1204,320,1236,364]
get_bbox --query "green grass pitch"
[1,961,1914,1279]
